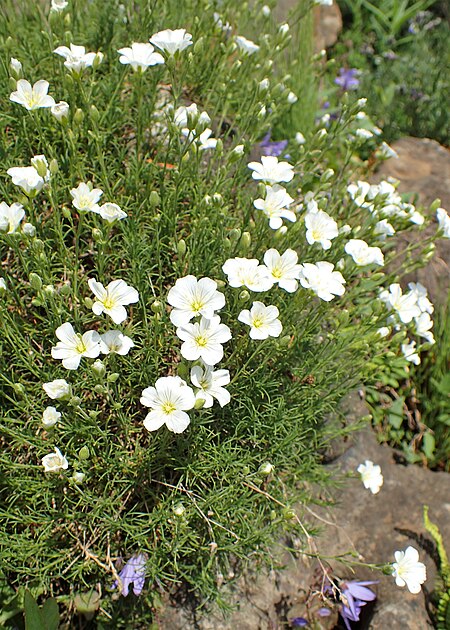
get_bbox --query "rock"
[313,4,343,51]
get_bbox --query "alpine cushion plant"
[0,0,446,626]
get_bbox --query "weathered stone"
[274,1,342,51]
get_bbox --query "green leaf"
[41,598,59,630]
[24,591,46,630]
[388,397,404,429]
[423,433,436,460]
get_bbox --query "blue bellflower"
[114,553,147,596]
[339,580,377,630]
[258,131,288,157]
[334,68,360,91]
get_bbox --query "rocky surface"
[274,0,343,52]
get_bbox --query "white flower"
[70,182,103,213]
[414,313,434,344]
[196,128,218,151]
[51,322,101,370]
[287,91,298,104]
[378,141,398,159]
[176,315,232,365]
[263,249,302,293]
[347,181,372,209]
[222,257,273,292]
[345,239,384,266]
[88,278,139,324]
[73,472,85,483]
[43,379,71,400]
[0,202,25,234]
[53,44,98,73]
[141,376,196,433]
[150,29,193,55]
[262,4,271,16]
[392,546,427,594]
[357,460,383,494]
[402,340,420,365]
[295,131,306,145]
[117,42,164,71]
[7,166,45,195]
[51,101,70,121]
[379,284,420,324]
[10,79,55,110]
[42,447,69,472]
[315,0,333,5]
[436,207,450,238]
[23,221,36,236]
[213,12,232,34]
[42,406,61,428]
[248,156,294,184]
[235,35,260,55]
[99,330,135,355]
[299,261,346,302]
[355,128,373,140]
[238,301,282,340]
[253,185,296,230]
[304,209,338,250]
[51,0,69,11]
[377,326,390,338]
[167,275,225,327]
[10,57,22,75]
[374,219,395,239]
[96,202,127,222]
[173,103,201,128]
[407,282,433,314]
[0,278,6,291]
[190,364,230,408]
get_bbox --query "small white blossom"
[42,447,69,472]
[0,278,6,291]
[248,156,294,184]
[88,278,139,324]
[42,406,61,428]
[53,44,99,73]
[150,29,193,55]
[141,376,196,433]
[299,261,346,302]
[304,208,338,250]
[190,364,231,408]
[357,460,383,494]
[374,219,395,239]
[99,331,135,355]
[408,282,433,314]
[238,301,282,340]
[402,340,420,365]
[355,128,373,140]
[51,322,101,370]
[213,13,232,34]
[70,182,103,213]
[118,42,164,71]
[43,379,71,400]
[414,313,434,344]
[235,35,259,55]
[10,57,22,75]
[295,131,306,145]
[0,202,25,234]
[378,141,398,159]
[196,128,218,151]
[51,0,69,11]
[167,275,225,327]
[436,207,450,238]
[96,202,127,222]
[379,284,420,324]
[345,239,384,266]
[377,326,390,338]
[222,257,273,292]
[392,546,427,594]
[253,185,296,230]
[287,91,298,104]
[51,101,70,121]
[262,4,271,16]
[263,248,302,293]
[10,79,55,111]
[7,166,46,196]
[176,315,232,366]
[347,181,372,209]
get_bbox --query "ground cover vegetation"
[0,0,448,626]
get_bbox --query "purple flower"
[339,580,377,629]
[258,131,288,157]
[290,617,308,627]
[317,607,332,617]
[113,553,147,596]
[334,68,360,91]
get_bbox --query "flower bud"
[278,335,291,347]
[9,57,22,79]
[239,290,250,301]
[43,284,55,296]
[49,159,59,175]
[429,198,441,213]
[193,37,204,55]
[22,222,36,237]
[29,272,42,291]
[194,398,205,410]
[107,373,120,383]
[62,206,71,219]
[173,503,185,517]
[13,383,26,397]
[91,360,106,377]
[258,462,274,476]
[69,396,82,406]
[91,227,102,242]
[239,231,251,250]
[33,238,45,253]
[94,384,106,394]
[8,77,17,92]
[177,239,187,257]
[283,508,296,520]
[74,108,84,125]
[90,104,100,122]
[93,52,104,69]
[84,297,93,309]
[149,190,161,207]
[73,472,85,483]
[229,228,241,243]
[78,446,90,460]
[258,78,269,93]
[151,300,163,314]
[51,101,70,123]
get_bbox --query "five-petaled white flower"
[51,322,101,370]
[436,207,450,238]
[345,239,384,266]
[0,202,25,234]
[248,156,294,184]
[357,460,383,494]
[304,208,338,250]
[150,29,193,55]
[118,42,164,71]
[42,406,61,428]
[414,312,434,344]
[374,219,395,239]
[190,364,231,408]
[70,182,103,213]
[299,261,346,302]
[177,315,232,365]
[42,447,69,472]
[10,79,55,111]
[96,202,127,223]
[391,546,426,594]
[238,301,282,340]
[408,282,433,315]
[235,35,260,55]
[401,340,420,365]
[88,278,139,324]
[167,275,225,327]
[141,376,196,433]
[7,166,46,196]
[263,248,302,293]
[51,0,69,11]
[99,330,135,355]
[222,257,273,292]
[51,101,70,121]
[379,284,420,324]
[43,379,71,400]
[253,185,296,230]
[54,44,99,73]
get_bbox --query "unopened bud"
[239,290,250,301]
[29,272,42,291]
[107,372,120,383]
[13,383,26,397]
[194,398,205,410]
[151,300,163,314]
[239,231,251,250]
[173,503,185,517]
[62,206,71,219]
[84,297,93,309]
[149,190,161,207]
[91,360,106,377]
[78,446,90,460]
[177,239,187,257]
[22,222,36,237]
[49,159,59,174]
[259,462,274,476]
[91,227,102,241]
[229,228,241,243]
[73,472,85,483]
[74,108,84,125]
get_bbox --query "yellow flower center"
[195,334,208,347]
[271,266,283,279]
[75,337,87,354]
[103,296,115,309]
[190,299,205,313]
[252,316,264,328]
[162,402,176,415]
